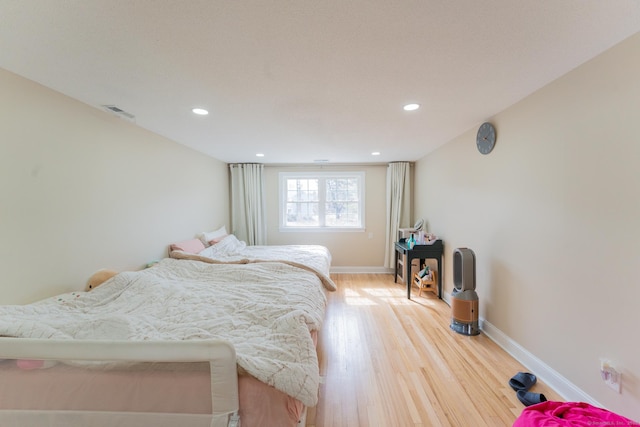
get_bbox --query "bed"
[169,234,335,291]
[0,245,335,427]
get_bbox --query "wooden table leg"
[406,257,412,299]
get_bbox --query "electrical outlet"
[600,359,622,393]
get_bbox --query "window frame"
[278,171,365,232]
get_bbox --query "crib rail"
[0,338,240,427]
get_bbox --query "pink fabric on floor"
[513,401,639,426]
[16,359,45,370]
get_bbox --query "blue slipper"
[509,372,537,391]
[516,390,547,406]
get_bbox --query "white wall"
[264,164,387,268]
[0,68,229,304]
[414,32,640,420]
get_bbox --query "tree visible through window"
[286,177,319,227]
[280,172,364,230]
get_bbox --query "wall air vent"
[101,105,136,122]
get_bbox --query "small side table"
[394,240,444,299]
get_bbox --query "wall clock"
[476,122,496,155]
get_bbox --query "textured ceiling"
[1,1,639,164]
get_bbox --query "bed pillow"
[198,226,228,246]
[170,238,206,254]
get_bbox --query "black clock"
[476,122,496,155]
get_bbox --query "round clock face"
[476,122,496,155]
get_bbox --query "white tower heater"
[450,248,479,336]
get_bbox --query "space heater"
[450,248,480,336]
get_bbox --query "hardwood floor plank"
[309,273,562,427]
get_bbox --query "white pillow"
[198,226,228,246]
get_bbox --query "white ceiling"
[1,1,639,164]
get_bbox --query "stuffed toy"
[85,268,118,291]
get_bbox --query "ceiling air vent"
[101,105,136,122]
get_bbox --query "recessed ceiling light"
[371,151,381,156]
[192,108,209,115]
[403,103,420,111]
[256,153,265,157]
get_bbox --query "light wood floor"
[306,273,562,427]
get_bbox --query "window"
[279,171,365,231]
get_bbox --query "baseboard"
[330,266,394,274]
[480,318,601,406]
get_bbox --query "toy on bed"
[85,268,118,291]
[11,268,119,370]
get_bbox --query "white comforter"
[205,235,330,274]
[0,258,328,406]
[170,236,336,291]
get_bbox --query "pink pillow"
[170,238,206,254]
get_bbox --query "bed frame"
[0,337,240,427]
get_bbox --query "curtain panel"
[229,163,267,245]
[384,162,411,268]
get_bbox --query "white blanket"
[0,258,328,407]
[170,236,336,291]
